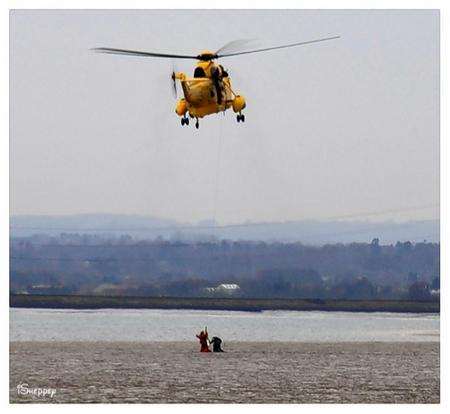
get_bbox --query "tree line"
[10,235,440,301]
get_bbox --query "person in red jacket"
[196,327,211,352]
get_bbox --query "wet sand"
[10,342,439,403]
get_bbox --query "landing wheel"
[237,114,245,123]
[181,117,185,126]
[181,116,189,126]
[195,119,199,129]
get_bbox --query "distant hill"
[10,214,182,239]
[10,214,439,245]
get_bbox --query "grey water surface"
[10,308,439,342]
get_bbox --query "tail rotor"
[171,60,178,99]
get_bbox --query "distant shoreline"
[9,294,440,313]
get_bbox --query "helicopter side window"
[194,67,206,78]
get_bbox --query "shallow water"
[10,308,439,342]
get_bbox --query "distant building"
[27,285,73,295]
[13,290,29,295]
[204,283,241,296]
[216,283,240,292]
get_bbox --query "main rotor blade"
[92,47,199,60]
[215,38,258,55]
[216,35,340,58]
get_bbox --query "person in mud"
[196,327,210,352]
[209,336,224,352]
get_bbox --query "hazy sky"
[10,9,439,224]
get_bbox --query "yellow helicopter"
[92,36,339,129]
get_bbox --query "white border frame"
[2,1,447,413]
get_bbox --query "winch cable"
[212,115,224,237]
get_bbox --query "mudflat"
[10,341,439,403]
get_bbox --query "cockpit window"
[194,67,206,78]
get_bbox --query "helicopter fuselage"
[174,60,246,121]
